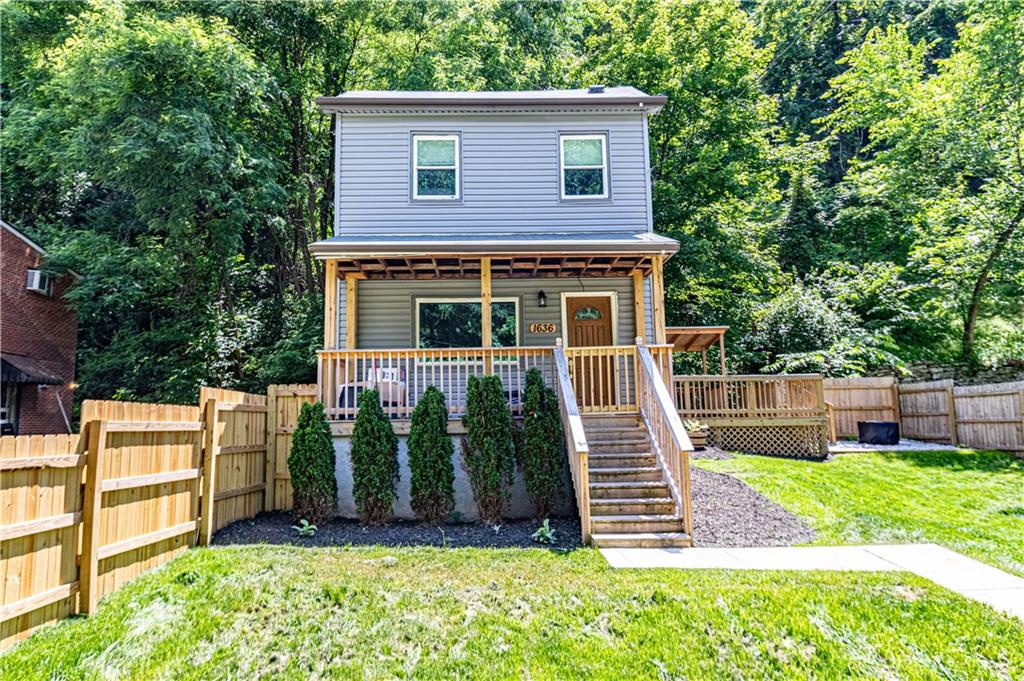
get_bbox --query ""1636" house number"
[529,322,557,334]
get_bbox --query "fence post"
[891,380,902,428]
[264,385,277,512]
[80,419,107,614]
[946,383,959,446]
[199,398,219,546]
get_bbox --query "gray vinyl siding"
[353,277,646,349]
[336,113,651,235]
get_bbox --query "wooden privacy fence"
[825,377,1024,452]
[823,377,901,439]
[1,387,277,650]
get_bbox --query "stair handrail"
[553,340,591,544]
[635,338,694,537]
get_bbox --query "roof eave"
[316,95,667,116]
[308,238,679,259]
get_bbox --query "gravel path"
[690,466,816,547]
[214,513,582,550]
[830,438,961,453]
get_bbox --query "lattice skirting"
[708,424,829,458]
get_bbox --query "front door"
[566,296,616,410]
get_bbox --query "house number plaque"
[529,323,557,334]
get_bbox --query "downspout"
[55,389,72,433]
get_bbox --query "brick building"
[1,220,78,434]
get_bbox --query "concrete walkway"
[600,543,1024,620]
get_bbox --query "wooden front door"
[566,296,616,410]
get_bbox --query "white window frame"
[414,296,521,363]
[412,134,460,200]
[559,133,608,200]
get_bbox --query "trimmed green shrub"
[517,368,565,518]
[350,389,399,524]
[461,374,515,524]
[288,402,337,525]
[408,385,455,524]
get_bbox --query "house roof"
[1,353,65,385]
[1,219,46,254]
[316,87,667,115]
[309,231,679,258]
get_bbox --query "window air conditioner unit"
[26,269,49,294]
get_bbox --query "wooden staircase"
[583,414,691,548]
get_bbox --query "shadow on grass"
[211,511,584,553]
[869,449,1024,475]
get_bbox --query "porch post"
[651,256,667,345]
[718,334,727,374]
[701,348,708,374]
[481,257,493,374]
[631,270,646,341]
[345,273,363,350]
[323,260,338,349]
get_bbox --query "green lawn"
[698,449,1024,576]
[2,546,1023,679]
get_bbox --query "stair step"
[589,480,670,498]
[591,532,692,548]
[590,497,676,514]
[589,466,663,482]
[590,453,657,467]
[588,441,653,454]
[591,514,684,533]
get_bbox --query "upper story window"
[413,134,460,200]
[560,133,608,199]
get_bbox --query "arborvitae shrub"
[461,374,515,523]
[408,385,455,524]
[350,389,399,524]
[288,402,337,524]
[518,368,565,518]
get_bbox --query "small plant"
[517,368,565,518]
[350,389,399,524]
[683,419,708,432]
[288,402,337,525]
[407,385,456,524]
[531,519,557,545]
[292,519,317,537]
[461,375,516,524]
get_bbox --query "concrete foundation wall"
[333,435,574,522]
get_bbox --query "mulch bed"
[689,465,816,547]
[213,512,583,550]
[690,446,734,461]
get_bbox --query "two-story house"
[309,87,693,547]
[0,220,78,435]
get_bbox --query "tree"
[288,402,337,524]
[517,368,564,519]
[407,386,455,524]
[461,375,515,523]
[825,7,1024,361]
[350,389,399,524]
[769,173,829,275]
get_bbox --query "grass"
[698,449,1024,576]
[2,545,1023,679]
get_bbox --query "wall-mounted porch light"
[537,290,547,308]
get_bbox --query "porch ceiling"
[333,253,657,279]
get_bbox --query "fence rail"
[1,388,270,649]
[825,377,1024,452]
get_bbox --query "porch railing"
[317,344,675,421]
[553,343,591,544]
[637,342,693,534]
[317,347,555,420]
[673,374,826,422]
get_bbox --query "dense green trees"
[2,0,1020,396]
[407,386,456,524]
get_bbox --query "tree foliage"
[517,368,565,519]
[288,402,337,524]
[407,385,455,524]
[2,0,1021,394]
[461,375,515,524]
[350,389,399,524]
